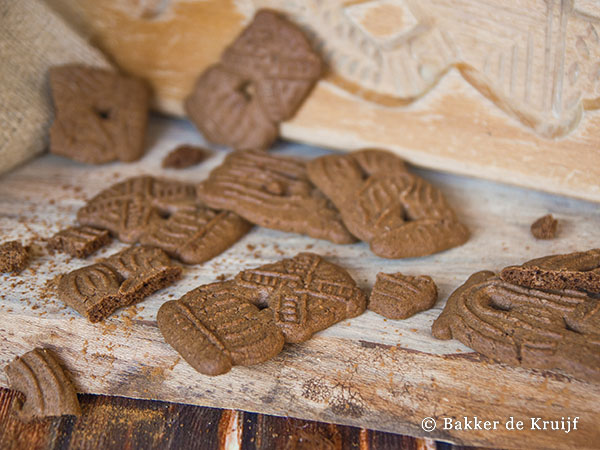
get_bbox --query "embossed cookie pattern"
[77,176,252,264]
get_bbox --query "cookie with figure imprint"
[58,245,181,322]
[307,148,470,258]
[196,151,356,244]
[77,175,252,264]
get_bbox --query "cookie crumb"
[0,241,30,274]
[530,214,558,239]
[162,145,213,169]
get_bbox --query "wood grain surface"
[1,117,599,449]
[0,387,477,450]
[45,0,600,202]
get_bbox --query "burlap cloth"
[0,0,111,175]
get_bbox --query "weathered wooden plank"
[1,117,599,449]
[0,388,447,450]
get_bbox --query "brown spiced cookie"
[47,226,111,258]
[500,249,600,294]
[58,245,181,322]
[234,252,367,343]
[432,269,600,382]
[185,10,322,150]
[220,9,323,123]
[77,176,252,264]
[0,241,30,273]
[162,145,213,169]
[158,252,366,375]
[197,151,356,244]
[185,65,278,151]
[49,64,150,164]
[157,281,285,376]
[5,348,81,420]
[307,149,470,258]
[530,214,558,239]
[368,272,438,320]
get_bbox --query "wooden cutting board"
[46,0,600,202]
[0,118,598,449]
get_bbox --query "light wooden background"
[45,0,600,202]
[0,117,598,449]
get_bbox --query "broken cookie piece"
[500,248,600,294]
[49,64,149,164]
[530,214,558,240]
[5,348,81,421]
[162,144,213,169]
[58,245,181,322]
[368,272,438,320]
[0,241,30,274]
[48,226,111,258]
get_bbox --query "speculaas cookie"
[0,241,30,273]
[58,245,181,322]
[368,272,438,320]
[158,281,285,376]
[234,252,367,343]
[47,226,111,258]
[530,214,558,240]
[307,149,470,258]
[220,9,323,123]
[49,64,150,164]
[197,151,356,244]
[77,176,252,264]
[5,348,81,420]
[162,145,213,169]
[157,253,366,375]
[185,65,278,151]
[432,256,600,382]
[500,249,600,294]
[185,10,322,150]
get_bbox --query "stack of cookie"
[197,149,470,258]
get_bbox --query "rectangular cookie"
[48,225,111,258]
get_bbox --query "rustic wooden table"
[0,387,486,449]
[1,117,598,449]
